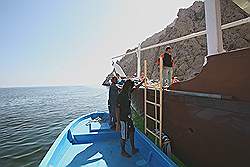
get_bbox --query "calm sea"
[0,86,108,167]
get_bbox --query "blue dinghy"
[40,112,177,167]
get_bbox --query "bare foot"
[121,151,132,158]
[132,148,139,155]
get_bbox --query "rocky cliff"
[103,0,249,85]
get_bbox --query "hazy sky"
[0,0,196,88]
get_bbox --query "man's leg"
[111,105,116,128]
[120,121,131,158]
[167,67,173,86]
[115,109,120,131]
[162,67,167,86]
[170,67,173,85]
[113,106,117,123]
[128,119,138,154]
[108,105,112,126]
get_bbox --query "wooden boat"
[131,47,250,167]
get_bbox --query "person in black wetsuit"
[108,76,120,129]
[117,79,144,158]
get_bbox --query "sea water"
[0,86,108,167]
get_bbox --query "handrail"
[140,30,206,51]
[111,50,137,60]
[167,90,233,100]
[111,17,250,60]
[142,87,233,100]
[221,17,250,30]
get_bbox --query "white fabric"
[113,63,126,78]
[120,121,127,140]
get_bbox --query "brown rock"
[104,0,250,83]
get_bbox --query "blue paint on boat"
[40,112,177,167]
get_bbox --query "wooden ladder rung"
[146,100,160,107]
[146,128,160,139]
[146,114,160,123]
[144,58,163,148]
[144,85,161,90]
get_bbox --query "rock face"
[112,0,249,82]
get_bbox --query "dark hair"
[111,76,117,84]
[165,46,172,51]
[121,79,134,94]
[111,76,117,80]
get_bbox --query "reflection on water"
[0,86,108,167]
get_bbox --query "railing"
[112,17,249,60]
[111,17,250,77]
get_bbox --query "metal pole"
[144,60,147,134]
[159,57,163,147]
[137,43,141,78]
[154,87,157,144]
[205,0,224,56]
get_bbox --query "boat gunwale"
[39,112,106,166]
[135,128,177,167]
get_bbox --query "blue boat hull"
[40,112,176,167]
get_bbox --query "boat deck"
[40,113,176,167]
[60,137,149,167]
[60,117,149,167]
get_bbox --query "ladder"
[143,57,163,147]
